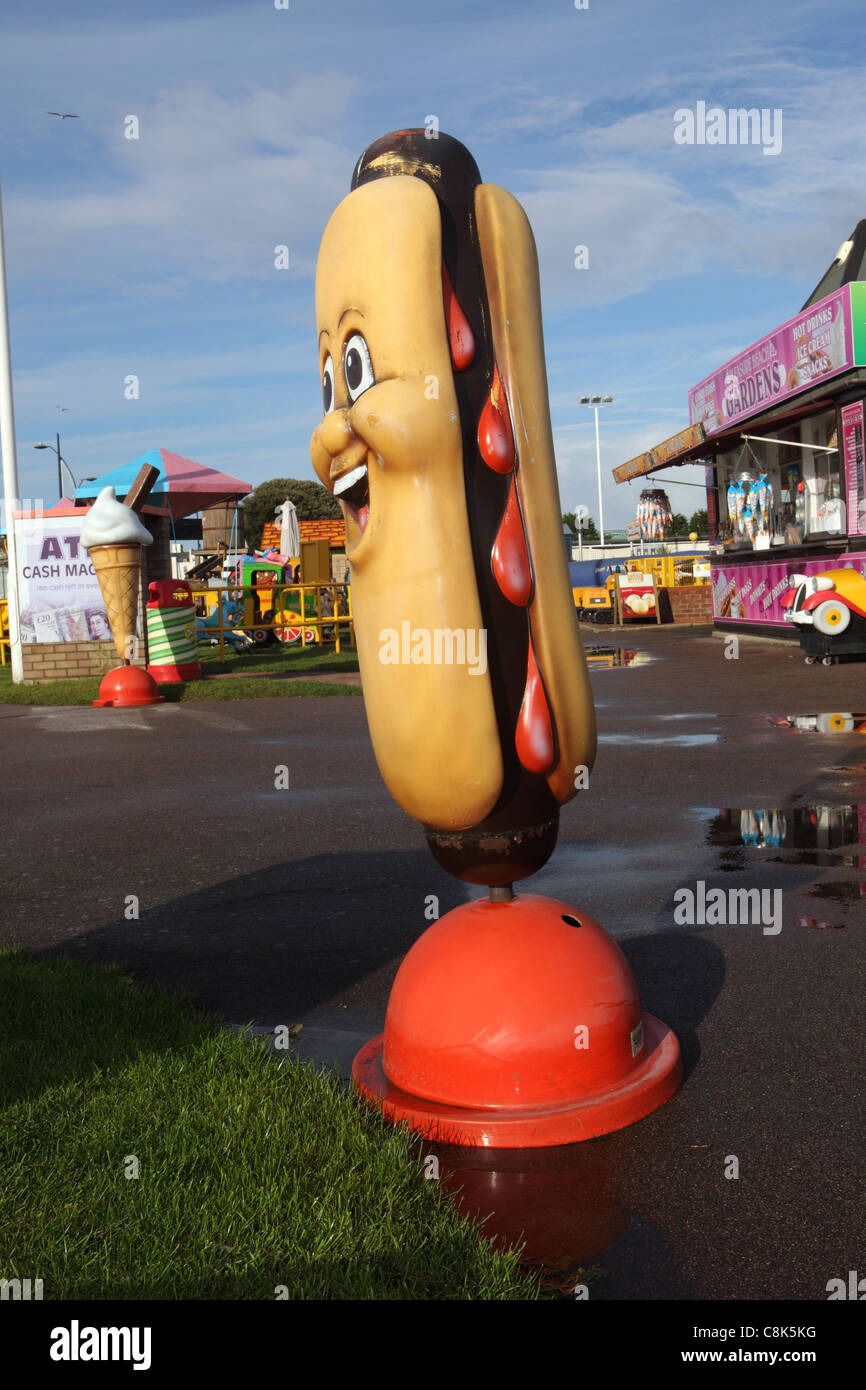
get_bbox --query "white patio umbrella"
[276,497,300,558]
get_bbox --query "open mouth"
[334,461,370,533]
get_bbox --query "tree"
[667,512,690,538]
[243,477,341,549]
[562,511,600,543]
[688,509,708,537]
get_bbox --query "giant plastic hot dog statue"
[314,131,681,1148]
[311,130,596,884]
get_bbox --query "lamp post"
[573,503,590,562]
[0,177,24,683]
[34,434,66,498]
[579,394,614,547]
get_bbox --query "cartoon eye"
[322,355,335,414]
[343,333,375,403]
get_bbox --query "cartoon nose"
[318,409,355,457]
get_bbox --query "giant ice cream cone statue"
[311,130,681,1147]
[82,484,163,707]
[90,542,147,660]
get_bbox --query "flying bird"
[47,112,79,120]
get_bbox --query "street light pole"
[34,434,68,499]
[580,394,614,548]
[0,177,24,683]
[594,406,603,545]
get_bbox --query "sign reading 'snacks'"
[14,515,112,643]
[689,285,857,436]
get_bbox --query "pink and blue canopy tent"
[75,448,252,520]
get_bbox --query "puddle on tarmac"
[655,713,718,721]
[707,805,864,923]
[584,647,655,669]
[599,731,718,746]
[706,805,866,867]
[770,713,866,735]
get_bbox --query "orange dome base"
[93,665,164,707]
[352,894,681,1147]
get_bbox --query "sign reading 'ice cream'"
[689,285,858,437]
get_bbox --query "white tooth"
[334,463,367,498]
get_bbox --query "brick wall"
[22,640,146,685]
[664,584,714,624]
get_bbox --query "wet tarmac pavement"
[2,624,864,1299]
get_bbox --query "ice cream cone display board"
[313,129,679,1145]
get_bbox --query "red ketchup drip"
[442,265,475,370]
[477,366,514,474]
[492,477,532,606]
[515,639,555,775]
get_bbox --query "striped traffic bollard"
[146,579,202,682]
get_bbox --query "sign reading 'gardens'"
[689,286,858,437]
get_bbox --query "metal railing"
[189,582,354,664]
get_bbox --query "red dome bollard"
[353,895,681,1148]
[93,664,164,707]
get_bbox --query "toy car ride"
[783,567,866,666]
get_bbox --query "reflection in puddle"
[585,647,655,669]
[707,805,865,864]
[421,1137,629,1287]
[771,713,866,734]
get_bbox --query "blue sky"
[2,0,864,528]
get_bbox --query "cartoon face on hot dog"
[311,131,596,883]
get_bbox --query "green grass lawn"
[0,949,539,1300]
[197,640,359,677]
[0,643,361,705]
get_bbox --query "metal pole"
[0,179,24,682]
[56,432,62,500]
[594,406,605,547]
